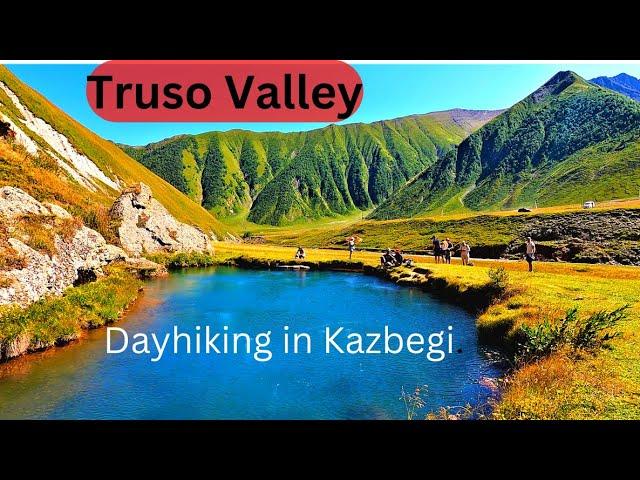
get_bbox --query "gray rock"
[0,187,141,307]
[110,183,211,255]
[43,202,73,219]
[0,186,51,218]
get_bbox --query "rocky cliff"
[110,183,213,255]
[0,187,164,308]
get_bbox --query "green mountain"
[121,109,500,225]
[371,71,640,220]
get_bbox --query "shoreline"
[0,264,145,363]
[2,246,638,419]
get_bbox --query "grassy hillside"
[122,110,500,225]
[372,71,640,219]
[0,65,229,239]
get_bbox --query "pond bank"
[0,264,149,362]
[213,242,640,419]
[3,244,638,419]
[216,253,508,343]
[0,266,500,419]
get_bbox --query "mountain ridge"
[371,71,640,219]
[590,73,640,101]
[121,108,502,225]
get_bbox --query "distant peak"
[613,72,639,81]
[529,71,584,103]
[589,73,640,101]
[548,70,580,83]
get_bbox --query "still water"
[0,267,502,419]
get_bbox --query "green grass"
[145,251,216,269]
[250,211,526,252]
[372,71,640,220]
[181,148,202,202]
[0,265,141,359]
[125,111,499,225]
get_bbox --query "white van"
[583,201,596,209]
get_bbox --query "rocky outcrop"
[0,186,164,307]
[110,183,212,255]
[505,209,640,265]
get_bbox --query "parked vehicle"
[583,201,596,209]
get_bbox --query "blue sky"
[5,63,640,146]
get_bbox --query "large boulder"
[0,186,159,307]
[110,182,212,255]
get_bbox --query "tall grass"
[0,265,141,359]
[145,251,216,269]
[517,305,630,363]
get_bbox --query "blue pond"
[0,267,502,419]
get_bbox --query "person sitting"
[392,249,404,266]
[380,248,396,268]
[294,246,306,259]
[398,250,414,267]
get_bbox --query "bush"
[145,251,216,269]
[487,265,510,296]
[0,121,13,138]
[79,205,118,244]
[517,305,630,363]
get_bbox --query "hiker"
[380,248,396,268]
[397,250,414,267]
[294,246,306,260]
[443,238,452,265]
[459,241,471,266]
[347,237,356,260]
[432,236,442,264]
[525,237,536,272]
[392,249,404,266]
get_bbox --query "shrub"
[58,217,83,241]
[487,265,510,298]
[15,214,57,256]
[517,305,630,363]
[32,151,60,172]
[137,213,150,228]
[0,248,28,271]
[400,384,428,420]
[79,205,118,244]
[0,121,13,138]
[0,275,14,288]
[145,251,216,269]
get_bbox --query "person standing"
[460,241,471,266]
[444,237,453,265]
[525,237,536,272]
[348,237,356,260]
[432,236,442,264]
